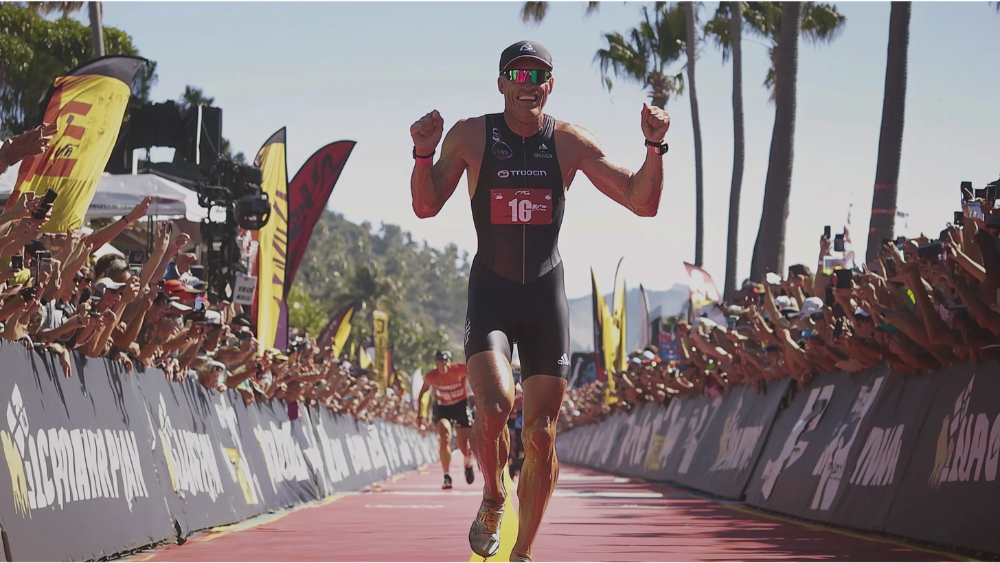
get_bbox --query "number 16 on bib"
[490,189,554,225]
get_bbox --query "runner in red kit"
[418,350,476,489]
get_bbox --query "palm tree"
[683,1,705,268]
[746,2,846,281]
[88,2,104,58]
[865,2,911,264]
[594,5,713,265]
[704,2,746,300]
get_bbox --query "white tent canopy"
[0,167,206,222]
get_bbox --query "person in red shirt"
[418,349,475,489]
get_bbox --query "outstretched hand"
[640,103,670,144]
[410,110,444,156]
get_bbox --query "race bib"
[490,189,553,225]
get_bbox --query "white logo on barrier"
[253,420,311,490]
[710,397,765,473]
[678,397,724,475]
[928,375,1000,488]
[0,383,151,517]
[157,394,226,502]
[760,384,836,500]
[215,396,262,506]
[848,424,904,488]
[809,377,883,511]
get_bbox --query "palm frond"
[521,1,547,25]
[800,2,847,46]
[585,1,600,17]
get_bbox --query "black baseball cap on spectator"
[499,41,553,72]
[232,313,254,329]
[435,349,452,362]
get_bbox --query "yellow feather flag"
[359,346,373,370]
[612,257,628,373]
[253,128,289,355]
[590,268,616,403]
[8,56,147,231]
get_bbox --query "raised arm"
[410,111,472,218]
[572,104,670,217]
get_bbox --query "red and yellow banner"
[8,56,147,231]
[317,302,355,357]
[253,128,289,355]
[285,140,356,293]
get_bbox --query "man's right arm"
[410,112,470,218]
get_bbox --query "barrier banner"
[137,375,245,536]
[0,347,174,562]
[744,368,887,516]
[884,364,1000,555]
[0,342,437,561]
[560,378,792,500]
[682,379,792,498]
[249,399,323,508]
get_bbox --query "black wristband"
[413,147,435,160]
[645,138,668,155]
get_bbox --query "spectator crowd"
[1,125,424,431]
[562,178,1000,429]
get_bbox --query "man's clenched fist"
[410,110,444,156]
[640,103,671,144]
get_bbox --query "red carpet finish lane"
[135,465,951,562]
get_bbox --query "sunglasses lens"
[505,70,550,84]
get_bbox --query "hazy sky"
[89,1,1000,298]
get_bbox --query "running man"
[409,41,669,561]
[417,350,475,489]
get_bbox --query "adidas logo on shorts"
[557,354,570,366]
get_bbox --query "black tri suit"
[464,113,571,380]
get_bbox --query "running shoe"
[465,464,475,484]
[469,496,504,558]
[443,474,453,490]
[510,555,531,562]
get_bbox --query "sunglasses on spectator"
[501,69,552,85]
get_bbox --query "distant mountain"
[567,284,689,353]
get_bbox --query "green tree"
[865,2,911,264]
[0,3,156,136]
[520,1,599,24]
[292,212,469,373]
[287,284,327,337]
[704,2,746,299]
[746,2,846,280]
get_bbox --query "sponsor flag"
[7,55,147,231]
[317,301,355,356]
[285,141,356,293]
[684,262,722,310]
[373,310,389,392]
[590,268,616,403]
[612,258,627,373]
[638,284,651,350]
[358,346,373,370]
[253,128,290,354]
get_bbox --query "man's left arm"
[572,104,670,217]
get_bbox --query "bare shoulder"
[554,120,604,159]
[447,116,486,142]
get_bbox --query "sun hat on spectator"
[205,310,223,326]
[232,313,254,329]
[790,296,824,318]
[94,277,125,292]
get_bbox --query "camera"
[834,269,853,289]
[885,257,898,278]
[10,254,23,271]
[918,242,947,261]
[833,234,845,253]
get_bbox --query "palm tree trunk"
[865,2,911,264]
[749,1,800,281]
[723,1,745,301]
[684,1,705,268]
[89,2,104,58]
